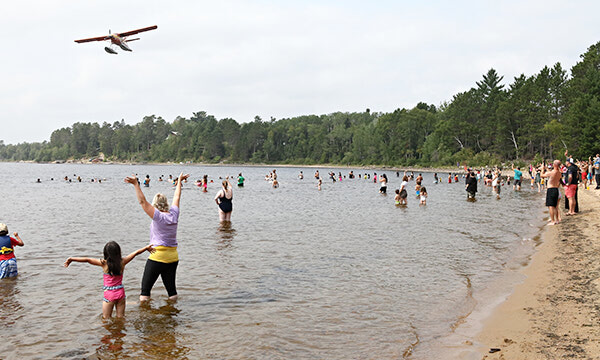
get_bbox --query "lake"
[0,163,545,359]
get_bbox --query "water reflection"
[0,278,23,326]
[96,319,126,357]
[216,222,236,251]
[131,302,189,359]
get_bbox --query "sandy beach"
[459,187,600,359]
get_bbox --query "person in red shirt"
[0,223,24,279]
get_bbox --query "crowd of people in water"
[4,151,599,318]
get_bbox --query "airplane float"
[74,25,158,54]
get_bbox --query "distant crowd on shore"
[462,151,600,225]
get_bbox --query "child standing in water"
[419,186,428,205]
[64,241,154,319]
[0,223,24,279]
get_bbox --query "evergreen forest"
[2,42,600,167]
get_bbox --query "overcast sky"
[1,0,598,144]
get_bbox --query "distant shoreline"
[5,159,484,175]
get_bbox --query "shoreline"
[5,159,488,175]
[455,187,600,359]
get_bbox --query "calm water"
[0,163,545,359]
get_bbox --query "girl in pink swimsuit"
[64,241,154,319]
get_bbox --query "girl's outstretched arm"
[122,245,155,266]
[172,172,190,208]
[125,175,155,219]
[64,257,103,267]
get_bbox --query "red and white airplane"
[75,25,158,54]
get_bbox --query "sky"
[1,0,599,144]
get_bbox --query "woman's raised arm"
[125,175,155,219]
[172,173,190,208]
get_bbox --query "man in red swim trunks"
[564,158,579,215]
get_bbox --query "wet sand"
[464,187,600,359]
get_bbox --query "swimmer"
[394,189,401,205]
[399,175,409,205]
[215,178,233,222]
[298,171,304,180]
[317,178,322,191]
[419,186,428,205]
[492,170,501,199]
[379,174,388,194]
[465,171,478,200]
[237,173,245,187]
[143,175,150,187]
[272,179,279,188]
[64,241,154,318]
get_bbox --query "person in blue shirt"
[512,166,523,191]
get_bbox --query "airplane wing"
[74,36,109,43]
[117,25,158,38]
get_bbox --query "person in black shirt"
[465,172,478,200]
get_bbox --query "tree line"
[2,42,599,167]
